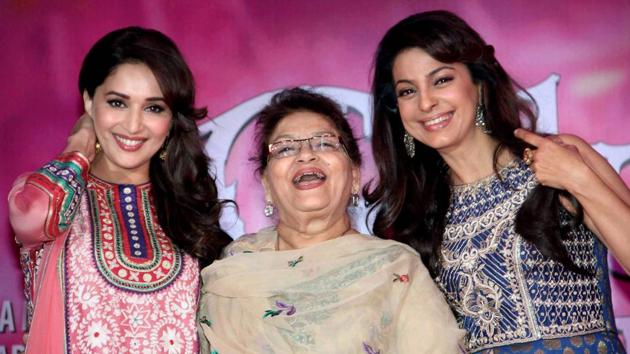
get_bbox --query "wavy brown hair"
[79,26,231,267]
[364,11,585,276]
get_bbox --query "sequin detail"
[88,176,183,292]
[19,247,44,332]
[437,161,620,352]
[27,152,89,237]
[64,183,199,353]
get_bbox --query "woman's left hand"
[62,113,97,161]
[514,128,590,193]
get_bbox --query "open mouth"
[423,112,452,127]
[113,134,146,151]
[292,170,326,185]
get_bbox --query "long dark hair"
[364,10,585,276]
[79,26,231,267]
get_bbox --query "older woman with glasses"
[197,87,464,353]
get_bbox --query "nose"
[418,89,437,112]
[296,140,317,163]
[123,108,143,133]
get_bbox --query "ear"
[82,91,94,117]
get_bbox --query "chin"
[293,201,331,213]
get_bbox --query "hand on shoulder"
[514,129,593,193]
[63,113,97,162]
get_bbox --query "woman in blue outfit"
[364,10,630,353]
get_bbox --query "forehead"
[271,111,338,140]
[99,62,163,95]
[392,47,466,79]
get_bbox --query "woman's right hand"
[62,113,97,161]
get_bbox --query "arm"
[9,152,90,248]
[515,129,630,272]
[9,114,95,248]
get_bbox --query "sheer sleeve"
[9,152,89,249]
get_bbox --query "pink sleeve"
[9,152,89,249]
[9,176,51,248]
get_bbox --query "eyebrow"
[104,91,166,102]
[394,65,455,86]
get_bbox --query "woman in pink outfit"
[8,27,231,353]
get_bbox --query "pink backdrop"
[2,0,629,351]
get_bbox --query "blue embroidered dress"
[436,160,625,353]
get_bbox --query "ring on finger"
[523,147,534,165]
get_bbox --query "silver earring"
[351,193,360,207]
[264,202,274,217]
[475,103,491,134]
[403,131,415,158]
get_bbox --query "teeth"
[293,172,325,184]
[115,135,143,146]
[424,114,450,126]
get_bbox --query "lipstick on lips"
[422,112,453,131]
[113,133,146,152]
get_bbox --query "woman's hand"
[514,128,591,193]
[515,128,630,273]
[62,113,97,161]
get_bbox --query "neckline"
[88,173,152,188]
[275,225,355,251]
[450,159,522,195]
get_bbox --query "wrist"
[566,164,600,198]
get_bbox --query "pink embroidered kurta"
[9,152,200,354]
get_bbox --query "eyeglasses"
[268,134,344,159]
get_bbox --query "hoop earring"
[264,201,274,217]
[403,131,415,158]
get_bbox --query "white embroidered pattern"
[64,183,199,353]
[437,161,611,352]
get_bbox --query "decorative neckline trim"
[88,173,152,189]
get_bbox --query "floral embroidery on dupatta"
[263,301,297,318]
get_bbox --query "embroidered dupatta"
[198,228,464,353]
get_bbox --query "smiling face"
[393,47,488,157]
[84,63,172,184]
[262,111,360,227]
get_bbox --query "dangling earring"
[403,131,415,158]
[264,201,274,217]
[95,141,102,154]
[159,140,168,161]
[474,104,491,134]
[475,85,491,134]
[351,193,360,207]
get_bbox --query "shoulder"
[221,227,276,257]
[355,234,421,260]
